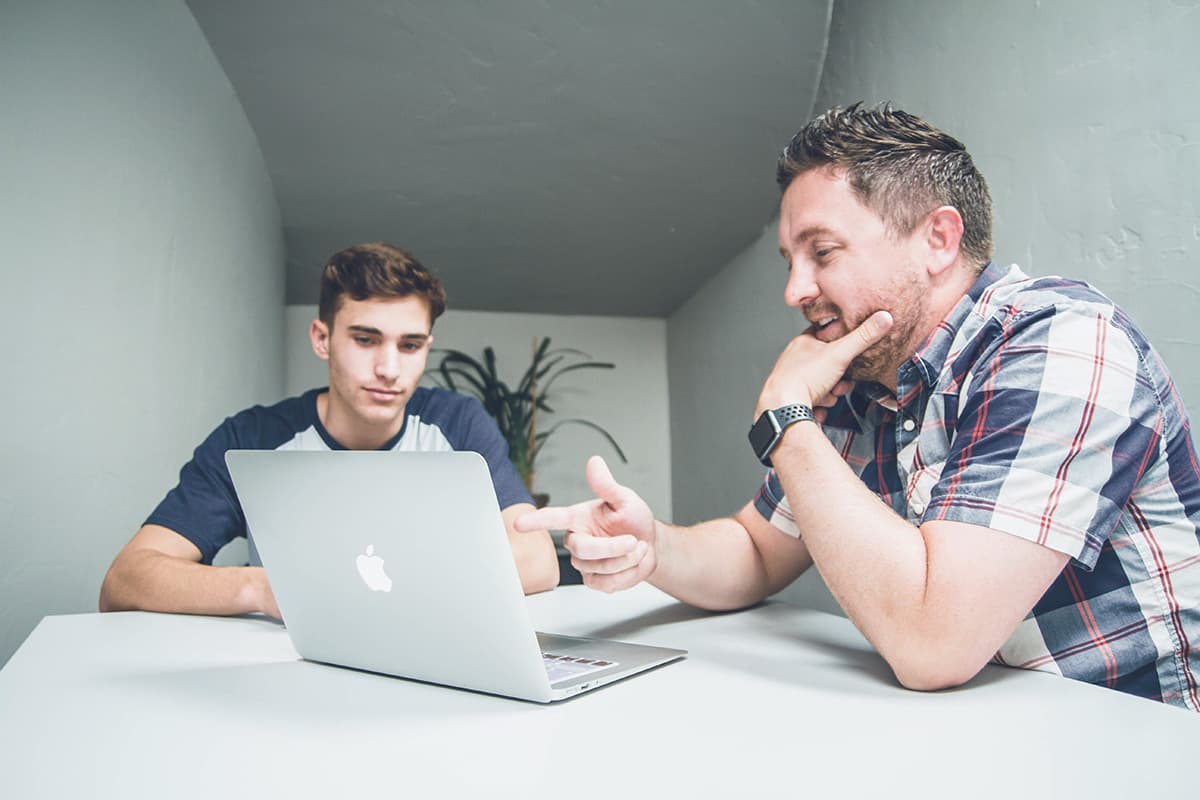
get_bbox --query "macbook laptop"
[225,449,686,702]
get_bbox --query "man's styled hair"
[317,242,447,327]
[777,102,994,270]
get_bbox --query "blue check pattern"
[755,263,1200,710]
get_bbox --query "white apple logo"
[355,544,393,592]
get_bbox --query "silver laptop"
[225,449,686,702]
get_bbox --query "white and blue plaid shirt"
[756,263,1200,710]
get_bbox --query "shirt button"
[911,501,926,516]
[902,418,916,432]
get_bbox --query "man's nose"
[375,349,401,381]
[784,261,819,308]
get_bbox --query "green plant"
[429,337,627,492]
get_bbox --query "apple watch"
[748,403,816,467]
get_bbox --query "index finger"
[514,504,577,532]
[833,310,893,361]
[565,532,639,560]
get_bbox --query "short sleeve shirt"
[146,387,532,565]
[754,263,1200,710]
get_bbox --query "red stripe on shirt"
[1063,566,1120,687]
[1127,497,1200,709]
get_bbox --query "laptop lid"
[225,449,684,702]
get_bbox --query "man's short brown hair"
[777,103,994,271]
[317,242,447,327]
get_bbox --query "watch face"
[748,411,780,463]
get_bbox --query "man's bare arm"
[646,504,813,610]
[98,524,278,617]
[770,422,1068,690]
[501,504,559,594]
[515,457,813,607]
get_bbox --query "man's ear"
[924,205,965,277]
[310,319,331,361]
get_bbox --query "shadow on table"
[734,603,1023,696]
[579,599,1021,698]
[573,602,723,640]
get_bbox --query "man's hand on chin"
[756,310,893,417]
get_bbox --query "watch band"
[748,403,816,468]
[772,404,815,428]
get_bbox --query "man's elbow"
[885,648,988,693]
[98,550,145,612]
[97,565,124,612]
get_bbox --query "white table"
[1,585,1195,798]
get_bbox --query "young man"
[101,242,558,617]
[518,104,1200,710]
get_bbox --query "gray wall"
[0,0,284,665]
[667,220,800,525]
[667,0,1200,613]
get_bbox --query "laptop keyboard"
[542,652,619,683]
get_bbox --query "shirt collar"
[904,261,1009,393]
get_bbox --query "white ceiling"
[186,0,832,316]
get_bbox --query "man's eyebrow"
[345,325,428,341]
[791,225,836,244]
[780,226,838,258]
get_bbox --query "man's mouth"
[810,314,840,339]
[365,388,402,401]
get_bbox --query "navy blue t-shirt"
[146,386,533,564]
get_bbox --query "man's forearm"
[648,517,776,610]
[769,422,930,656]
[502,503,559,594]
[511,533,559,594]
[99,550,272,616]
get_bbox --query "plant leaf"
[532,418,627,463]
[428,339,625,486]
[538,361,615,396]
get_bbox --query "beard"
[842,277,929,387]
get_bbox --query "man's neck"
[882,266,979,392]
[316,391,406,451]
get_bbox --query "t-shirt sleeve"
[144,417,248,565]
[449,397,535,509]
[926,304,1159,568]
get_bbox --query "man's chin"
[847,352,892,386]
[356,397,406,423]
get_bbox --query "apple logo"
[355,544,393,592]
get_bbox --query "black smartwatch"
[748,404,816,467]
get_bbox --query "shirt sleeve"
[144,417,247,565]
[752,468,802,538]
[927,304,1160,568]
[448,397,535,509]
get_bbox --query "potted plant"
[428,337,627,504]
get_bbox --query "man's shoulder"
[950,267,1165,399]
[975,266,1117,320]
[945,266,1143,360]
[215,388,322,448]
[407,385,486,419]
[404,386,501,448]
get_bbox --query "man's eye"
[353,336,373,345]
[400,342,421,352]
